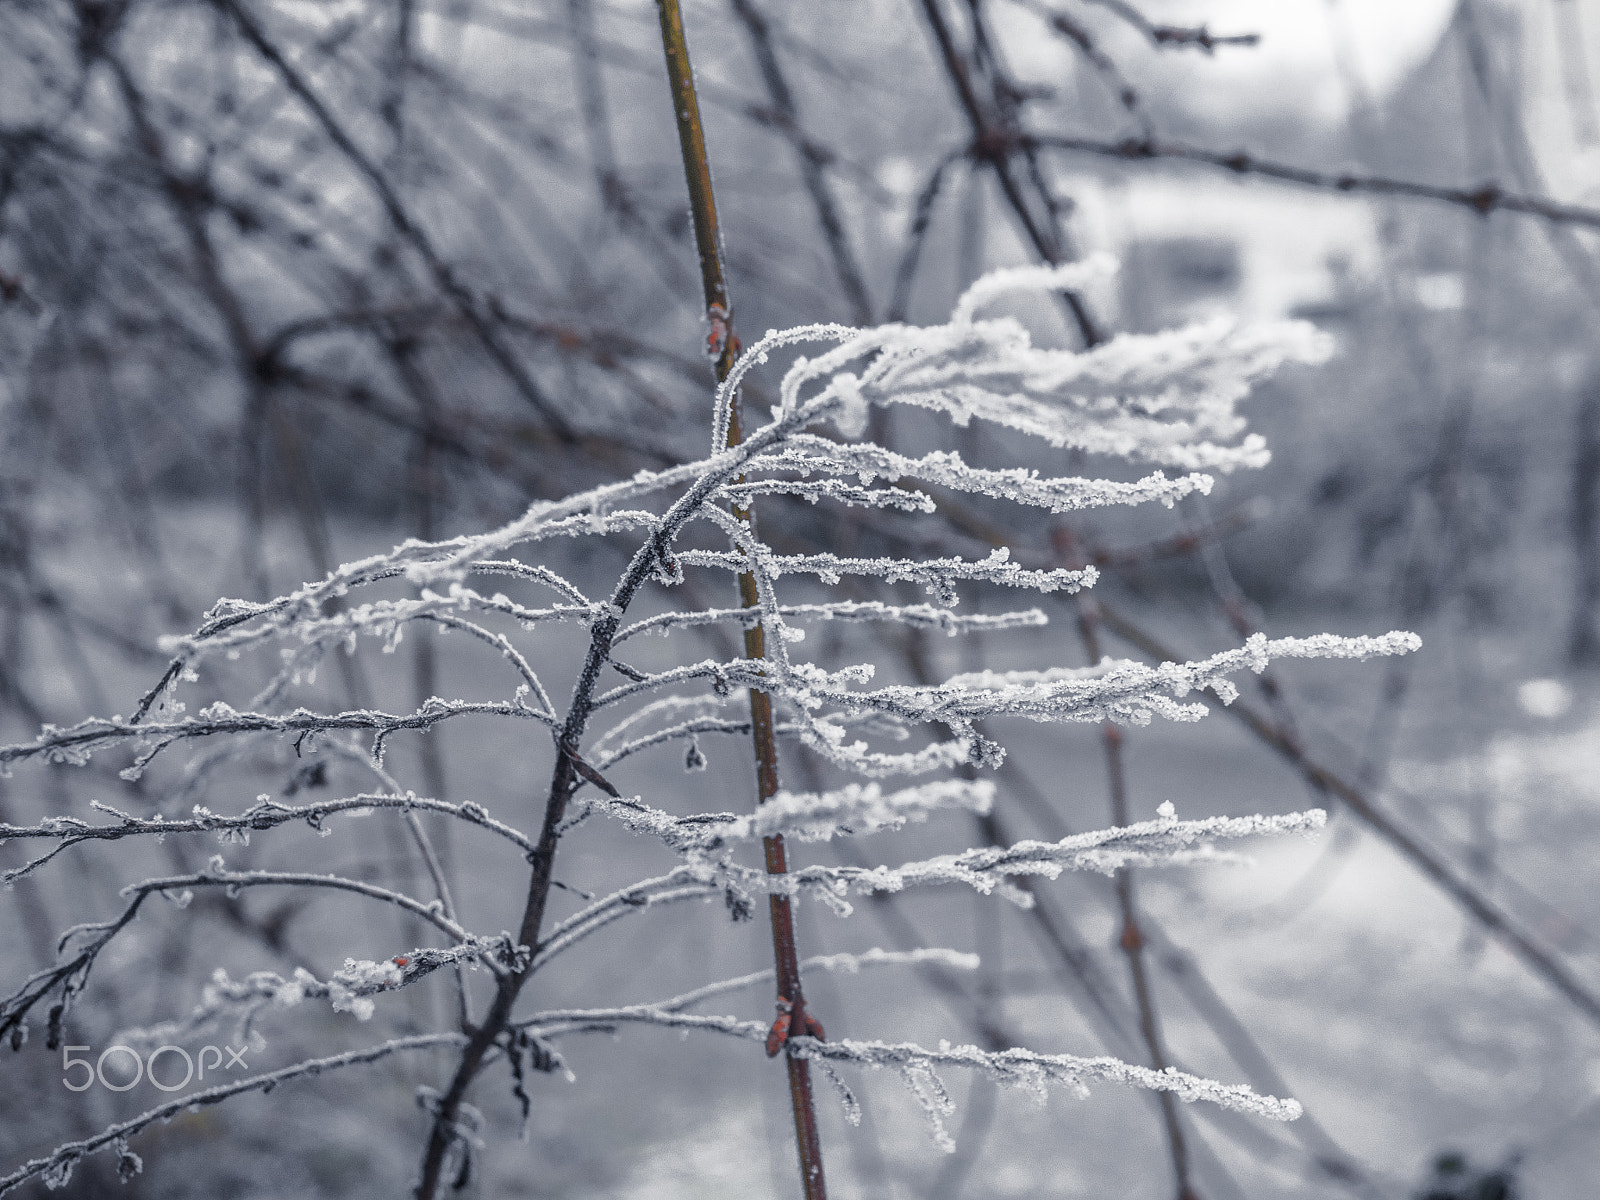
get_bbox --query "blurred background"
[3,0,1600,1196]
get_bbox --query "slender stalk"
[1053,521,1195,1195]
[654,4,827,1196]
[1074,597,1198,1200]
[1105,726,1199,1200]
[888,152,965,321]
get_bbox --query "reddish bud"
[765,1011,792,1057]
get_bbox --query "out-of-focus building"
[1053,0,1600,334]
[1063,173,1381,330]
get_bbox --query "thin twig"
[1073,584,1198,1200]
[916,0,1105,345]
[654,2,829,1195]
[213,0,579,441]
[1071,0,1260,52]
[1025,132,1600,231]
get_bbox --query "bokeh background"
[3,0,1600,1196]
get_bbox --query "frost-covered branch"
[163,581,600,667]
[0,861,491,1042]
[747,436,1214,513]
[788,631,1418,774]
[524,946,979,1030]
[0,697,554,775]
[790,1035,1303,1149]
[675,545,1094,604]
[715,257,1329,474]
[0,792,537,885]
[717,476,938,512]
[588,793,1325,914]
[122,863,478,944]
[576,779,997,855]
[119,936,524,1045]
[590,717,755,771]
[613,598,1047,645]
[0,242,1413,1198]
[761,809,1324,902]
[0,895,148,1044]
[753,807,1326,905]
[527,871,724,973]
[512,1001,1300,1152]
[0,861,484,1045]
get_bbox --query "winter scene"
[1,0,1598,1197]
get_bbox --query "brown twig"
[1026,131,1600,231]
[654,2,828,1196]
[917,0,1106,347]
[1074,584,1198,1200]
[888,150,967,322]
[1070,0,1259,53]
[1017,0,1151,137]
